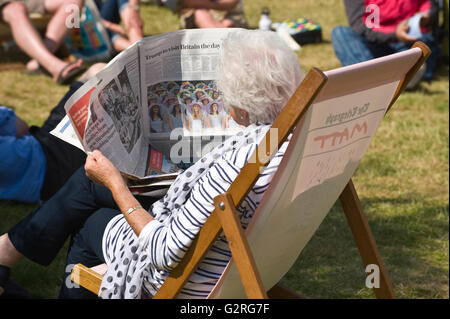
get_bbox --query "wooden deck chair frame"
[72,42,431,299]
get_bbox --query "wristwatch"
[131,4,140,11]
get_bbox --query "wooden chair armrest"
[71,264,103,295]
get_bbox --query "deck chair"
[71,42,431,299]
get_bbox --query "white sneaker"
[406,64,426,90]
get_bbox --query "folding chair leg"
[339,179,395,299]
[214,193,268,299]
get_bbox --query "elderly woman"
[0,29,304,299]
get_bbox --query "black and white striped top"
[100,124,288,298]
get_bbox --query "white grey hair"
[216,29,304,124]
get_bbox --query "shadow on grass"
[414,84,447,96]
[0,47,28,71]
[282,196,448,299]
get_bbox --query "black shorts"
[29,82,87,201]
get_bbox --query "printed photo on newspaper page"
[63,43,150,178]
[138,28,244,165]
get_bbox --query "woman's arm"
[149,120,155,133]
[84,150,153,236]
[188,116,192,131]
[221,114,226,129]
[168,116,174,131]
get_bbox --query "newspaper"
[52,28,244,185]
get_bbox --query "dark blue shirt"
[0,106,46,203]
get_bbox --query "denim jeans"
[331,26,439,80]
[95,0,130,24]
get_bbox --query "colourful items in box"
[288,18,321,33]
[272,18,323,45]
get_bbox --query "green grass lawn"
[0,0,448,299]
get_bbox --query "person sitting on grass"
[0,0,85,84]
[0,29,304,299]
[168,0,248,29]
[0,63,105,204]
[331,0,439,87]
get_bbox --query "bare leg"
[1,1,82,80]
[193,9,232,28]
[111,36,133,52]
[43,0,84,53]
[27,0,84,72]
[2,2,64,75]
[0,234,23,268]
[120,6,143,45]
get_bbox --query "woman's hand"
[85,150,153,236]
[395,19,418,43]
[84,150,126,191]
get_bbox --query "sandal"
[55,60,86,85]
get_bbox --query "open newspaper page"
[56,75,98,151]
[50,114,85,151]
[50,75,95,152]
[63,43,149,177]
[139,28,244,168]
